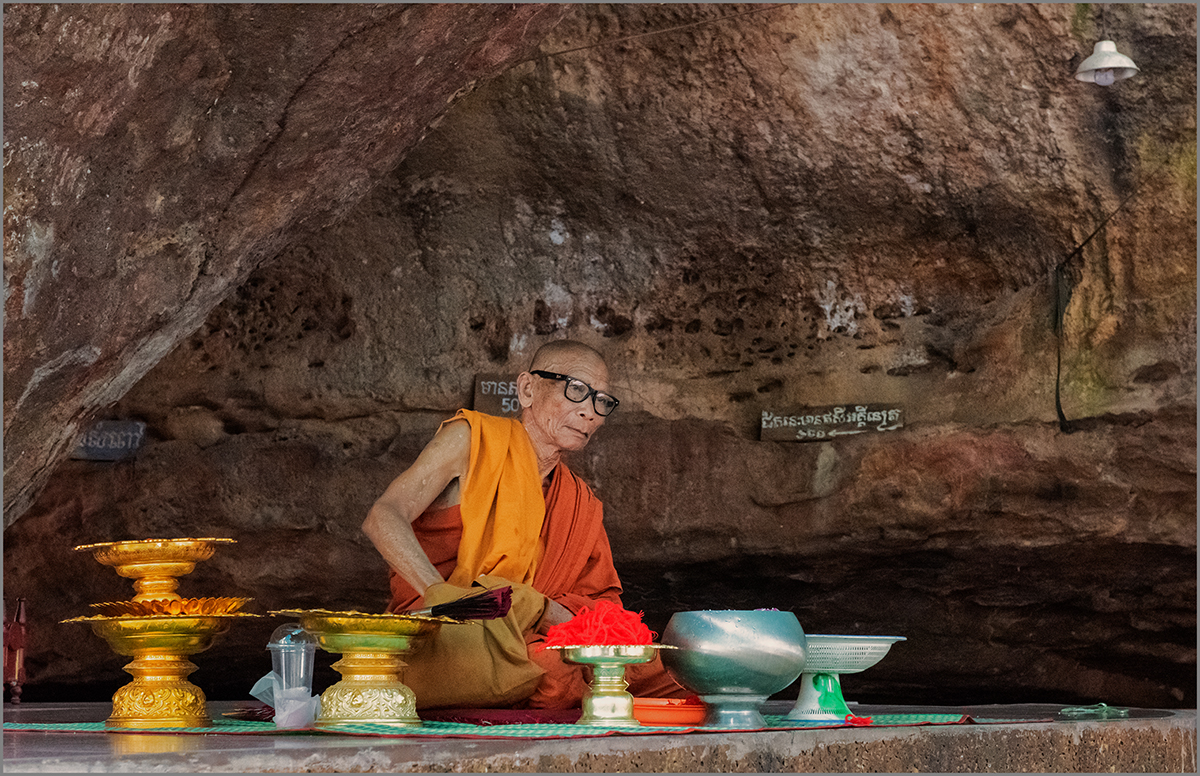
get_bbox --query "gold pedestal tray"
[549,644,675,727]
[89,596,251,617]
[63,613,259,729]
[73,538,236,602]
[271,609,449,729]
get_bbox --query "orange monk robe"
[388,418,685,709]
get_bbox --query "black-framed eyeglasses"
[530,370,620,416]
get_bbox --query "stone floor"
[2,700,1195,772]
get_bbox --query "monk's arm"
[362,421,471,597]
[536,600,575,634]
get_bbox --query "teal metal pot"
[661,609,806,728]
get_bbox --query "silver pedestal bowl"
[786,634,906,721]
[660,609,807,728]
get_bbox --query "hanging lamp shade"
[1075,40,1139,86]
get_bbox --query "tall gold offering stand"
[65,538,259,729]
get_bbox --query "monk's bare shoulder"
[413,418,471,509]
[422,418,470,466]
[372,418,471,518]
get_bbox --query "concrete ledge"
[3,701,1195,772]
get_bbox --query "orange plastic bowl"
[632,697,707,726]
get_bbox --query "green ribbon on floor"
[1059,703,1129,719]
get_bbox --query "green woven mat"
[3,713,982,739]
[3,719,278,735]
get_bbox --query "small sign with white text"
[473,374,521,417]
[760,404,903,442]
[71,420,147,461]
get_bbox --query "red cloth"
[388,461,686,708]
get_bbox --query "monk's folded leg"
[625,652,690,699]
[516,638,588,709]
[404,577,547,709]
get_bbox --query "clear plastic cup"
[267,623,317,695]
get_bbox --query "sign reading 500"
[474,375,522,416]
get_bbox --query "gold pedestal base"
[550,644,671,727]
[62,613,258,730]
[578,661,640,727]
[107,654,210,729]
[316,652,420,728]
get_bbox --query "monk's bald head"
[528,340,607,374]
[519,340,613,443]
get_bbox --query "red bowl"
[632,697,707,726]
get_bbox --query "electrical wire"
[1053,153,1176,432]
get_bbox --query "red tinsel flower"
[543,599,655,647]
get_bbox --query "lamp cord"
[1052,154,1174,432]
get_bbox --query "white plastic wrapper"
[250,672,321,729]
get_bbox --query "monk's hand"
[414,580,461,610]
[535,599,575,635]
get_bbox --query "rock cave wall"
[3,2,570,524]
[4,4,1196,708]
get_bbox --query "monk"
[362,339,686,709]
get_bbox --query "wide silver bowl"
[661,609,807,728]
